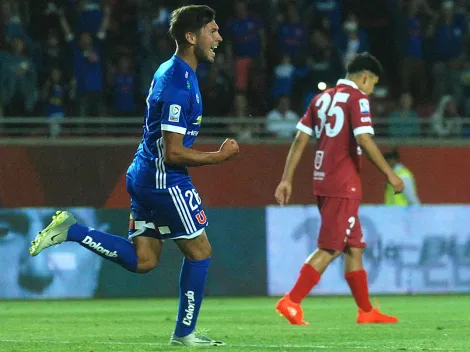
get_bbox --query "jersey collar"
[172,55,196,74]
[336,78,359,90]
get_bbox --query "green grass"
[0,296,469,351]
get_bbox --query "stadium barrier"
[267,205,470,295]
[0,116,470,144]
[0,145,469,207]
[1,205,469,299]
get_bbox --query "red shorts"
[316,196,366,251]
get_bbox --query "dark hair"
[346,52,384,77]
[169,5,216,45]
[384,148,400,161]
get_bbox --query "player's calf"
[30,210,147,274]
[133,236,163,273]
[306,248,342,274]
[173,232,212,338]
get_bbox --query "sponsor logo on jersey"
[182,290,196,326]
[196,94,200,104]
[187,130,199,136]
[82,236,118,258]
[361,116,372,123]
[313,171,325,180]
[359,98,370,114]
[193,115,202,125]
[169,104,181,122]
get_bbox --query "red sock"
[345,269,373,312]
[288,264,321,304]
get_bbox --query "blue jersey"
[127,55,203,189]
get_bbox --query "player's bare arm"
[355,133,404,193]
[163,131,239,167]
[275,131,310,205]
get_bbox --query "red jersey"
[297,79,374,200]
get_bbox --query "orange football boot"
[357,301,398,324]
[275,295,309,325]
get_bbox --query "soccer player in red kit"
[274,53,404,325]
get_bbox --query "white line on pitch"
[0,339,460,351]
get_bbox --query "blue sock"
[67,223,138,272]
[174,257,211,337]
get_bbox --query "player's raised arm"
[163,132,239,167]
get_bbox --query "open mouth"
[210,45,218,56]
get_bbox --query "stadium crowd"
[0,0,469,138]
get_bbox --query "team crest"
[196,210,207,225]
[314,151,324,170]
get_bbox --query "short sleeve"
[296,102,314,136]
[161,101,188,135]
[350,96,374,136]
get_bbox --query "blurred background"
[0,0,469,299]
[1,0,470,139]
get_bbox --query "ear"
[185,32,197,45]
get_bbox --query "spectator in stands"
[231,93,255,141]
[305,0,342,39]
[225,0,265,92]
[429,0,467,99]
[265,95,299,138]
[76,0,107,34]
[271,54,295,99]
[140,35,174,97]
[337,13,369,67]
[388,93,421,137]
[200,55,233,117]
[39,30,68,85]
[401,0,433,103]
[300,28,343,95]
[1,0,32,51]
[58,5,111,117]
[276,3,306,60]
[42,67,76,138]
[0,37,37,117]
[109,56,136,117]
[429,95,462,137]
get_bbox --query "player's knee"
[136,257,159,274]
[320,248,341,259]
[186,243,212,261]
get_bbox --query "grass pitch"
[0,296,469,351]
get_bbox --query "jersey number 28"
[314,92,350,138]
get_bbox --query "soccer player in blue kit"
[29,5,239,347]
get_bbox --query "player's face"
[362,72,379,95]
[195,21,222,64]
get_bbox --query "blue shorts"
[126,177,208,241]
